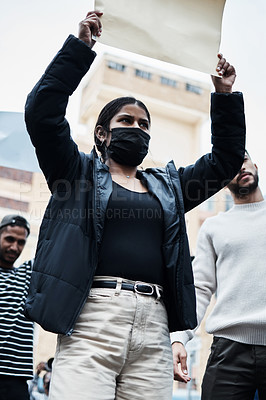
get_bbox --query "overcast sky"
[1,0,266,191]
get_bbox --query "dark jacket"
[24,35,245,335]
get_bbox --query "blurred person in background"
[0,215,32,400]
[43,371,51,398]
[172,152,266,399]
[29,359,53,400]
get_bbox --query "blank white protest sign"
[95,0,226,76]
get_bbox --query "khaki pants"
[49,277,173,400]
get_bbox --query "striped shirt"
[0,261,34,378]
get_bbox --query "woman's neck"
[106,158,138,179]
[106,158,147,192]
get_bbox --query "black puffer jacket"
[24,35,245,335]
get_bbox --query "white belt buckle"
[134,281,154,296]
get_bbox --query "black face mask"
[107,127,150,166]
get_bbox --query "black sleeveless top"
[97,182,165,286]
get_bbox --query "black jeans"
[0,375,30,400]
[202,337,266,400]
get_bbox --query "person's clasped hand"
[78,11,103,48]
[212,53,236,93]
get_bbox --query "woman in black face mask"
[24,10,246,400]
[94,97,152,193]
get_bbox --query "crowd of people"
[0,8,264,400]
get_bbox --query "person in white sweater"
[171,151,266,399]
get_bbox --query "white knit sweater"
[171,200,266,346]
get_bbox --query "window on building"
[135,69,152,80]
[0,167,33,184]
[200,198,215,212]
[186,83,202,95]
[160,76,177,88]
[225,193,234,211]
[107,61,126,72]
[0,196,29,212]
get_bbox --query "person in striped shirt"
[0,215,33,400]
